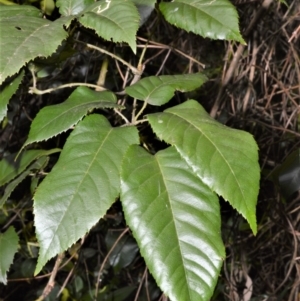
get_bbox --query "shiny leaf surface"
[34,115,139,274]
[126,73,208,106]
[148,100,259,234]
[159,0,245,43]
[121,145,225,301]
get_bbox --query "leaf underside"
[34,114,139,275]
[148,100,259,234]
[121,145,225,301]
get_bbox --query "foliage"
[0,1,260,300]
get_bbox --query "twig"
[29,82,106,95]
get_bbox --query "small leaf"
[148,100,259,234]
[121,146,225,301]
[34,115,139,275]
[56,0,94,16]
[0,70,24,123]
[126,73,208,106]
[0,227,19,285]
[0,157,48,208]
[23,87,118,148]
[0,149,60,186]
[79,0,140,53]
[159,0,245,44]
[40,0,55,16]
[0,11,68,85]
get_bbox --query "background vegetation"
[0,0,300,300]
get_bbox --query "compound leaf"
[79,0,140,53]
[34,115,139,275]
[126,73,208,106]
[159,0,245,44]
[23,87,118,148]
[0,227,19,285]
[121,145,225,301]
[148,100,259,234]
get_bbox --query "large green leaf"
[79,0,140,53]
[0,5,42,18]
[0,70,24,123]
[0,149,60,186]
[121,146,225,301]
[0,10,68,85]
[147,100,259,234]
[0,156,48,208]
[23,87,118,148]
[0,227,19,284]
[126,73,208,106]
[159,0,245,44]
[34,115,139,275]
[56,0,94,16]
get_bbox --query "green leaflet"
[148,100,259,234]
[34,114,139,274]
[121,146,225,301]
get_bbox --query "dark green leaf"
[0,157,48,208]
[0,227,19,284]
[159,0,245,43]
[23,87,118,148]
[79,0,140,53]
[0,70,24,123]
[0,149,60,186]
[34,115,139,274]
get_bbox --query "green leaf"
[0,70,24,123]
[0,157,48,208]
[0,5,42,18]
[126,73,208,106]
[0,12,68,85]
[0,227,19,284]
[159,0,245,44]
[147,100,259,234]
[56,0,94,16]
[0,149,60,186]
[121,146,225,301]
[34,115,139,275]
[79,0,140,53]
[23,87,118,148]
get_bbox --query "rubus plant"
[0,1,260,300]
